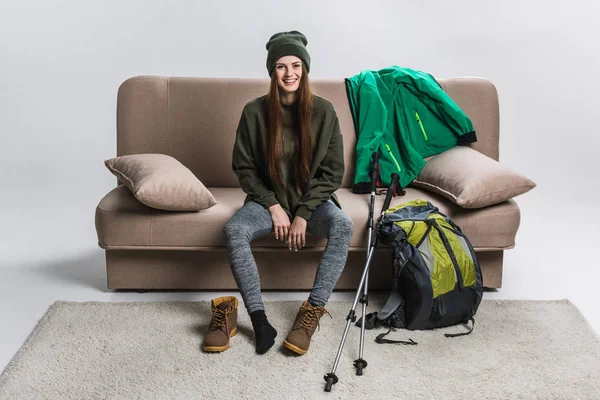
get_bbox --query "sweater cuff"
[295,205,313,221]
[259,194,279,210]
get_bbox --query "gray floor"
[1,192,598,373]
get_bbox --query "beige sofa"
[95,76,521,291]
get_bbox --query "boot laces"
[299,305,331,331]
[211,305,231,333]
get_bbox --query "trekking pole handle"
[382,173,400,212]
[370,152,379,192]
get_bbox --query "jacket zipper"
[415,112,428,141]
[430,219,463,290]
[384,143,402,172]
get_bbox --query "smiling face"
[274,55,303,100]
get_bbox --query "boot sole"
[203,327,238,352]
[283,339,308,355]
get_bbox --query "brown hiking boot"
[283,301,331,355]
[202,296,238,352]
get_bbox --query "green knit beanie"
[265,30,311,75]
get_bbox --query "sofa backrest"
[116,76,499,188]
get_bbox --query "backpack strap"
[444,317,475,338]
[375,327,418,345]
[372,233,410,324]
[355,312,381,329]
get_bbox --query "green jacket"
[232,95,343,221]
[346,66,477,190]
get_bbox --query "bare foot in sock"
[250,310,278,354]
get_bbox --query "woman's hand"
[288,216,307,251]
[268,204,291,242]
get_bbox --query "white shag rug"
[1,299,599,400]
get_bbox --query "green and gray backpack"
[361,199,484,343]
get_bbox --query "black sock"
[249,310,277,354]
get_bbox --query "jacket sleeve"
[232,109,279,209]
[295,117,344,221]
[346,72,387,188]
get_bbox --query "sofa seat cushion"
[95,185,520,250]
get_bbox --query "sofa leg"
[477,250,503,289]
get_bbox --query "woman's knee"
[330,214,354,238]
[224,218,252,242]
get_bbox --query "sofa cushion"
[411,146,536,208]
[95,186,520,251]
[105,154,217,211]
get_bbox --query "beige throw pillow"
[411,146,536,208]
[104,153,217,211]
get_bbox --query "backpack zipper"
[440,224,464,238]
[415,111,428,141]
[430,219,464,290]
[415,220,433,247]
[384,143,402,172]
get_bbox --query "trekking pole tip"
[353,358,368,376]
[324,373,338,392]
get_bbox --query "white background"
[1,0,599,372]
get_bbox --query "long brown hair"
[265,64,313,195]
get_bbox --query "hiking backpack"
[360,199,484,343]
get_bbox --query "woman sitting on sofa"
[218,30,354,355]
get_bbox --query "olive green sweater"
[232,94,344,220]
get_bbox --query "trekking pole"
[324,168,400,393]
[356,172,399,374]
[354,151,379,376]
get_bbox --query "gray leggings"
[224,200,354,313]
